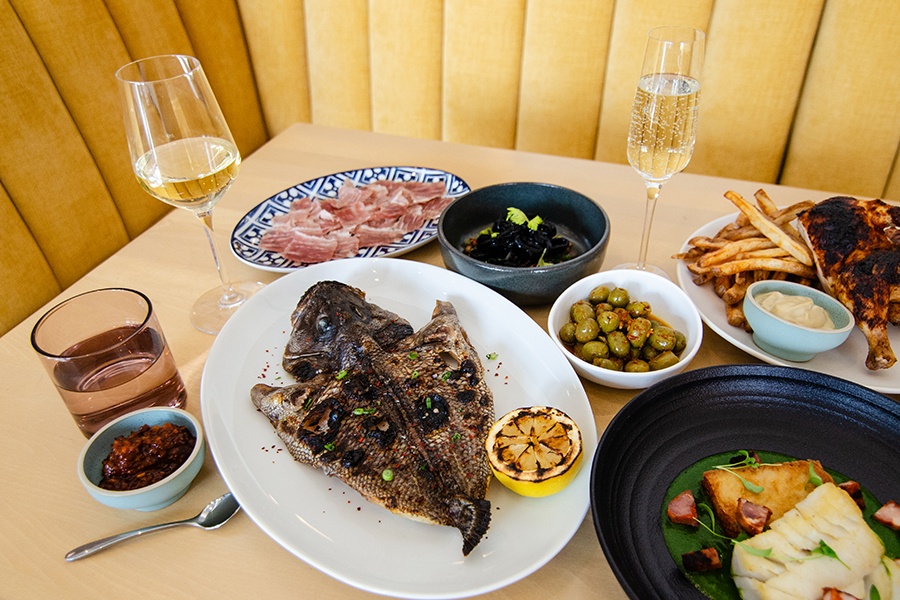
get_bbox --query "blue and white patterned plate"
[230,166,471,272]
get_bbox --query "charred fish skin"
[282,281,414,380]
[385,301,494,501]
[251,288,494,555]
[251,336,492,555]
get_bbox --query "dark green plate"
[590,365,900,600]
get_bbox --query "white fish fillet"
[732,482,889,600]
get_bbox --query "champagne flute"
[618,26,705,277]
[116,55,265,334]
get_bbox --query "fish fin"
[449,496,492,556]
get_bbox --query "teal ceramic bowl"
[743,280,854,362]
[78,407,205,511]
[437,182,610,305]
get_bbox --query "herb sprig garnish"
[713,450,764,493]
[807,461,823,487]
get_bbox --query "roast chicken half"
[798,196,900,370]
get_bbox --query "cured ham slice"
[259,179,454,265]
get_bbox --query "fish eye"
[316,316,335,338]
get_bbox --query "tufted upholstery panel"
[1,0,898,335]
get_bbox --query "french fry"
[713,275,731,299]
[709,257,817,279]
[697,238,776,268]
[723,190,814,266]
[754,189,779,216]
[725,302,750,331]
[722,271,752,305]
[674,189,824,334]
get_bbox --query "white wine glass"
[618,26,705,277]
[116,55,265,334]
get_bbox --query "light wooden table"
[1,124,894,599]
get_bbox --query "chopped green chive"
[407,351,419,360]
[335,369,348,380]
[486,352,498,360]
[352,407,376,416]
[451,432,462,443]
[807,461,823,487]
[382,469,394,482]
[411,370,419,379]
[425,397,433,409]
[324,442,335,452]
[441,371,452,381]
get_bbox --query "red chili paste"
[99,423,195,491]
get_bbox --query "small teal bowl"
[438,182,610,305]
[78,407,205,511]
[743,280,854,362]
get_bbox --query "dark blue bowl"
[438,182,610,305]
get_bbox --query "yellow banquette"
[2,0,899,335]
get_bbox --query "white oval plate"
[230,166,471,272]
[200,258,596,599]
[676,213,899,394]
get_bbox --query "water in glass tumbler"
[53,325,186,436]
[31,288,187,437]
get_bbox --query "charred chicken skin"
[798,196,900,370]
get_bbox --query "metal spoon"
[65,492,241,562]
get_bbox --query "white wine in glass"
[116,55,265,334]
[619,26,704,277]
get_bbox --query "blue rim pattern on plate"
[230,166,471,272]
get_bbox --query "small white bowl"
[743,280,854,362]
[78,407,205,511]
[548,269,703,389]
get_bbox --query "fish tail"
[449,497,492,556]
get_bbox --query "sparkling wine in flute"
[627,73,701,183]
[117,55,264,334]
[616,27,704,277]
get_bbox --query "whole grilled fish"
[251,281,494,555]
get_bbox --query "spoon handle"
[65,519,190,561]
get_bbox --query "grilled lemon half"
[485,406,583,497]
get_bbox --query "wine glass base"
[190,280,267,334]
[610,262,672,281]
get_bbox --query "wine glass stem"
[636,184,661,270]
[196,210,241,307]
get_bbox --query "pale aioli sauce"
[755,291,836,330]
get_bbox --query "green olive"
[626,301,651,318]
[597,310,620,333]
[607,287,630,308]
[641,344,661,360]
[581,340,609,362]
[606,330,631,358]
[626,317,653,348]
[624,359,650,372]
[613,307,632,329]
[593,357,623,371]
[648,350,679,371]
[673,330,687,354]
[588,285,611,304]
[570,300,595,323]
[558,321,576,344]
[594,302,614,314]
[574,318,600,343]
[648,326,677,351]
